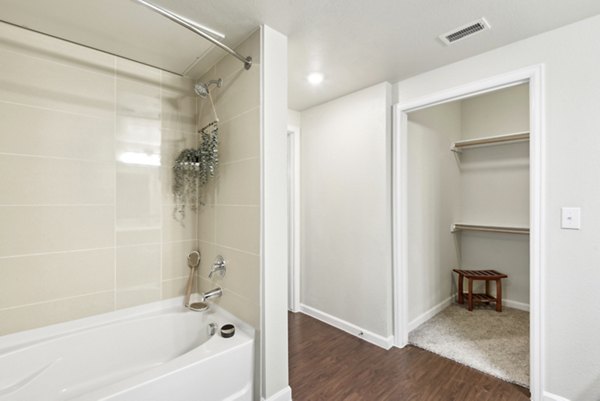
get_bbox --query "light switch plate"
[561,207,581,230]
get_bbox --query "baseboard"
[543,391,571,401]
[262,386,292,401]
[299,304,394,350]
[408,295,454,332]
[504,298,530,312]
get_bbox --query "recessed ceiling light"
[307,73,324,85]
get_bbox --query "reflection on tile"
[0,205,114,257]
[215,206,260,254]
[0,49,115,119]
[116,228,161,247]
[0,102,114,161]
[0,155,114,205]
[0,249,114,309]
[116,163,161,232]
[162,240,199,280]
[0,291,114,336]
[161,72,196,133]
[216,158,260,205]
[116,244,161,289]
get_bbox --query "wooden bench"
[452,269,508,312]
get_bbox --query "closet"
[404,83,530,387]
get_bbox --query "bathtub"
[0,297,254,401]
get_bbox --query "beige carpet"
[408,303,529,387]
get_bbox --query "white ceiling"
[1,0,600,110]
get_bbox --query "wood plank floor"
[288,312,530,401]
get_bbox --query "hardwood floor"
[288,312,530,401]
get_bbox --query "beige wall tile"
[116,244,161,289]
[116,164,161,232]
[197,241,217,279]
[0,205,114,257]
[0,291,114,336]
[216,158,260,206]
[0,48,115,119]
[161,277,188,299]
[116,228,161,247]
[116,288,161,310]
[162,204,197,242]
[0,21,114,71]
[162,240,199,280]
[160,73,196,133]
[218,108,260,162]
[0,155,114,205]
[0,102,114,161]
[0,249,114,309]
[197,204,216,242]
[210,67,260,124]
[215,206,260,254]
[198,277,259,328]
[213,247,260,305]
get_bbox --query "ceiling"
[1,0,600,111]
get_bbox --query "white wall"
[300,82,393,339]
[406,102,462,322]
[459,85,530,305]
[288,109,301,128]
[394,14,600,400]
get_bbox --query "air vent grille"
[440,18,490,45]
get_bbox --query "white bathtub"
[0,297,254,401]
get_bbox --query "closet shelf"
[450,131,529,152]
[451,223,529,235]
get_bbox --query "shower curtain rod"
[133,0,253,70]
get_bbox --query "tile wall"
[0,22,198,335]
[195,31,261,328]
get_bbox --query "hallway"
[288,312,530,401]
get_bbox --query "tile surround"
[0,22,198,336]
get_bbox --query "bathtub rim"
[0,296,255,352]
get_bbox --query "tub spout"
[201,287,222,302]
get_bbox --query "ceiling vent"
[439,18,491,45]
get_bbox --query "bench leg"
[457,274,464,304]
[496,279,502,312]
[468,279,473,311]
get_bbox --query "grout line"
[112,56,118,311]
[219,156,259,166]
[0,98,114,121]
[217,105,259,126]
[0,290,115,312]
[0,152,114,164]
[0,203,114,207]
[197,240,260,257]
[0,246,116,260]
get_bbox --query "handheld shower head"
[194,78,223,98]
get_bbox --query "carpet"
[408,303,529,387]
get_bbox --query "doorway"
[393,66,544,400]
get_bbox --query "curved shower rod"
[133,0,253,70]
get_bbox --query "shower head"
[194,78,223,98]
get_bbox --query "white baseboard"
[504,298,530,312]
[408,295,454,332]
[543,391,571,401]
[299,304,394,350]
[262,386,292,401]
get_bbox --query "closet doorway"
[393,66,544,400]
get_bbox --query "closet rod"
[451,131,529,152]
[451,223,530,235]
[133,0,253,70]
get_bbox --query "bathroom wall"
[394,14,600,400]
[195,31,261,329]
[300,82,393,341]
[0,21,198,336]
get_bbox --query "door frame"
[287,125,301,312]
[392,64,545,401]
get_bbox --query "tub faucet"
[201,287,222,302]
